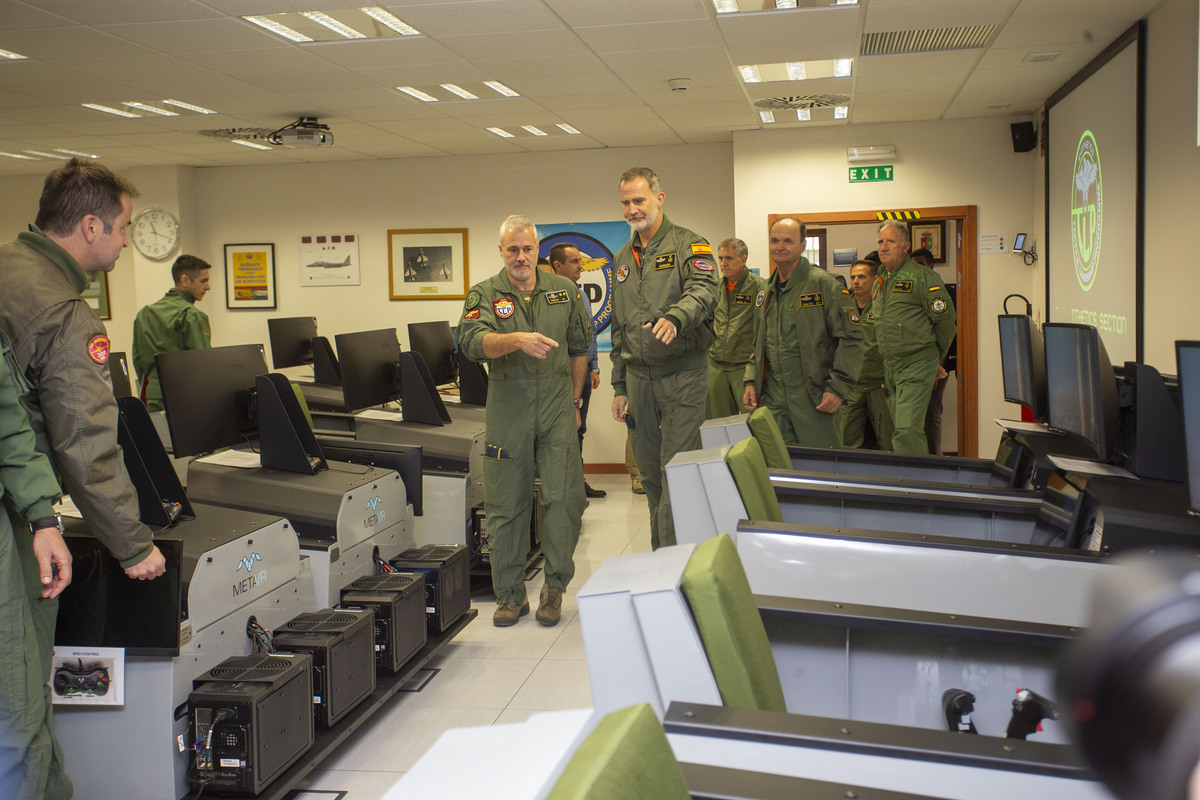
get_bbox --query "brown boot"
[632,476,645,494]
[536,585,563,626]
[493,599,530,627]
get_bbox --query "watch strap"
[30,514,63,535]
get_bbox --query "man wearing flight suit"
[132,253,212,412]
[0,159,167,800]
[872,219,957,454]
[609,167,719,551]
[459,215,592,628]
[744,218,864,447]
[706,237,766,419]
[842,259,894,450]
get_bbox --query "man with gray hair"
[871,219,956,454]
[707,237,766,418]
[458,215,593,627]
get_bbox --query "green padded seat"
[290,382,315,431]
[746,406,791,470]
[546,703,689,800]
[681,533,787,713]
[724,437,783,524]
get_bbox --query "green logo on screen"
[1070,130,1102,292]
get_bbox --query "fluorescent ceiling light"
[834,106,848,119]
[244,15,313,41]
[0,151,37,160]
[397,86,439,102]
[441,84,478,100]
[360,7,420,35]
[556,123,582,135]
[797,109,811,121]
[713,0,739,12]
[776,0,798,7]
[486,127,514,138]
[163,99,216,114]
[231,139,272,150]
[23,150,62,158]
[0,49,27,60]
[739,65,761,83]
[53,148,100,158]
[835,0,858,4]
[301,11,366,39]
[484,81,519,97]
[834,59,853,78]
[759,111,776,124]
[786,62,806,81]
[521,125,548,136]
[847,145,895,162]
[123,102,178,116]
[82,103,141,118]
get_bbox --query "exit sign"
[849,166,894,183]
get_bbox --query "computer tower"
[389,544,470,633]
[339,573,427,673]
[272,609,376,728]
[187,653,314,796]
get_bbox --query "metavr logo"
[237,552,263,573]
[1071,130,1103,292]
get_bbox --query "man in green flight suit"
[744,218,864,446]
[706,237,766,419]
[842,259,894,450]
[132,254,212,412]
[458,215,592,628]
[609,167,719,551]
[872,220,957,454]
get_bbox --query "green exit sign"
[849,166,894,183]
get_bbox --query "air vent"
[209,657,295,679]
[862,25,996,56]
[1023,51,1061,64]
[754,94,850,110]
[985,103,1011,111]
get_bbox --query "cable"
[1002,294,1032,316]
[373,553,396,573]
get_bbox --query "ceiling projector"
[268,116,334,148]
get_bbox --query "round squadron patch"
[493,299,515,318]
[465,290,481,309]
[755,290,766,308]
[616,264,629,283]
[932,298,947,314]
[87,334,110,365]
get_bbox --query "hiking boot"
[584,482,607,499]
[536,586,563,627]
[493,599,530,627]
[631,476,645,494]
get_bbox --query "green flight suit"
[0,332,67,800]
[706,267,767,419]
[459,267,593,606]
[745,258,864,447]
[132,287,211,412]
[841,298,894,450]
[873,255,956,454]
[610,215,719,550]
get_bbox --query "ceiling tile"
[862,0,1016,33]
[542,0,711,28]
[573,19,721,53]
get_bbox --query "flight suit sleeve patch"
[932,298,948,314]
[928,286,942,292]
[87,334,110,365]
[654,253,677,270]
[484,444,511,460]
[848,308,861,326]
[893,280,913,293]
[545,290,569,304]
[493,299,515,318]
[693,259,715,272]
[734,293,753,305]
[691,243,712,256]
[755,290,766,308]
[799,292,823,308]
[841,288,851,295]
[463,308,481,320]
[465,290,481,309]
[616,264,630,283]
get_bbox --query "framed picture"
[81,272,110,319]
[224,244,277,309]
[388,229,469,301]
[299,233,361,287]
[908,221,946,263]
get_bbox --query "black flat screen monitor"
[1044,323,1118,461]
[407,321,458,387]
[109,351,133,398]
[1175,341,1200,515]
[156,344,268,458]
[998,315,1047,421]
[268,316,318,369]
[336,329,401,413]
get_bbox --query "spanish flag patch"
[691,243,712,256]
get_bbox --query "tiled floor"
[295,473,648,798]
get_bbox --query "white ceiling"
[0,0,1166,176]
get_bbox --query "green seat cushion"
[681,533,787,713]
[290,382,315,431]
[747,406,791,470]
[724,437,783,523]
[546,703,689,800]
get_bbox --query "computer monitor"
[407,321,458,387]
[1175,341,1200,515]
[335,329,401,413]
[268,316,318,369]
[156,344,268,458]
[1044,323,1119,461]
[108,351,133,398]
[998,315,1047,421]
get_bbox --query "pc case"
[339,573,427,673]
[187,653,314,796]
[389,544,470,632]
[272,609,376,728]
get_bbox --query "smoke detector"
[668,78,691,92]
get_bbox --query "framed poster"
[224,243,276,309]
[908,221,946,263]
[299,233,360,287]
[388,229,468,301]
[81,272,110,319]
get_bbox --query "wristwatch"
[574,398,584,409]
[30,513,65,535]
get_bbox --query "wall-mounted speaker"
[1011,121,1036,153]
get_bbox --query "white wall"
[732,119,1040,455]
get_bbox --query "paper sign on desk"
[994,418,1049,434]
[198,449,262,468]
[357,409,405,421]
[1049,455,1136,479]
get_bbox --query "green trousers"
[842,382,894,451]
[885,358,939,455]
[627,367,706,550]
[762,380,842,448]
[483,397,585,605]
[705,365,749,419]
[0,513,71,800]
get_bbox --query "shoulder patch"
[616,264,629,283]
[928,285,942,292]
[463,308,481,320]
[87,334,110,365]
[693,259,714,272]
[893,280,913,293]
[755,290,766,308]
[654,253,677,270]
[691,243,712,256]
[545,289,569,304]
[848,308,861,326]
[841,288,851,295]
[932,298,948,314]
[493,298,515,318]
[465,290,481,309]
[799,292,823,308]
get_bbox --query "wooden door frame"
[768,207,979,458]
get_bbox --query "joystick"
[52,659,110,697]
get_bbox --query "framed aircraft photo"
[299,233,361,287]
[388,228,469,301]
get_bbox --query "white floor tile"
[321,705,501,773]
[297,768,404,798]
[544,613,585,661]
[507,659,594,711]
[399,655,539,708]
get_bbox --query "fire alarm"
[668,78,691,92]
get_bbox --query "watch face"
[131,208,180,261]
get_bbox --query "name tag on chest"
[545,290,570,305]
[734,293,753,305]
[799,292,823,308]
[893,280,913,293]
[654,253,677,270]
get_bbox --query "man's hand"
[32,527,72,599]
[643,318,677,345]
[743,385,759,411]
[515,332,559,359]
[612,394,629,423]
[590,371,601,390]
[936,364,948,381]
[815,391,842,414]
[576,405,582,429]
[125,545,166,581]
